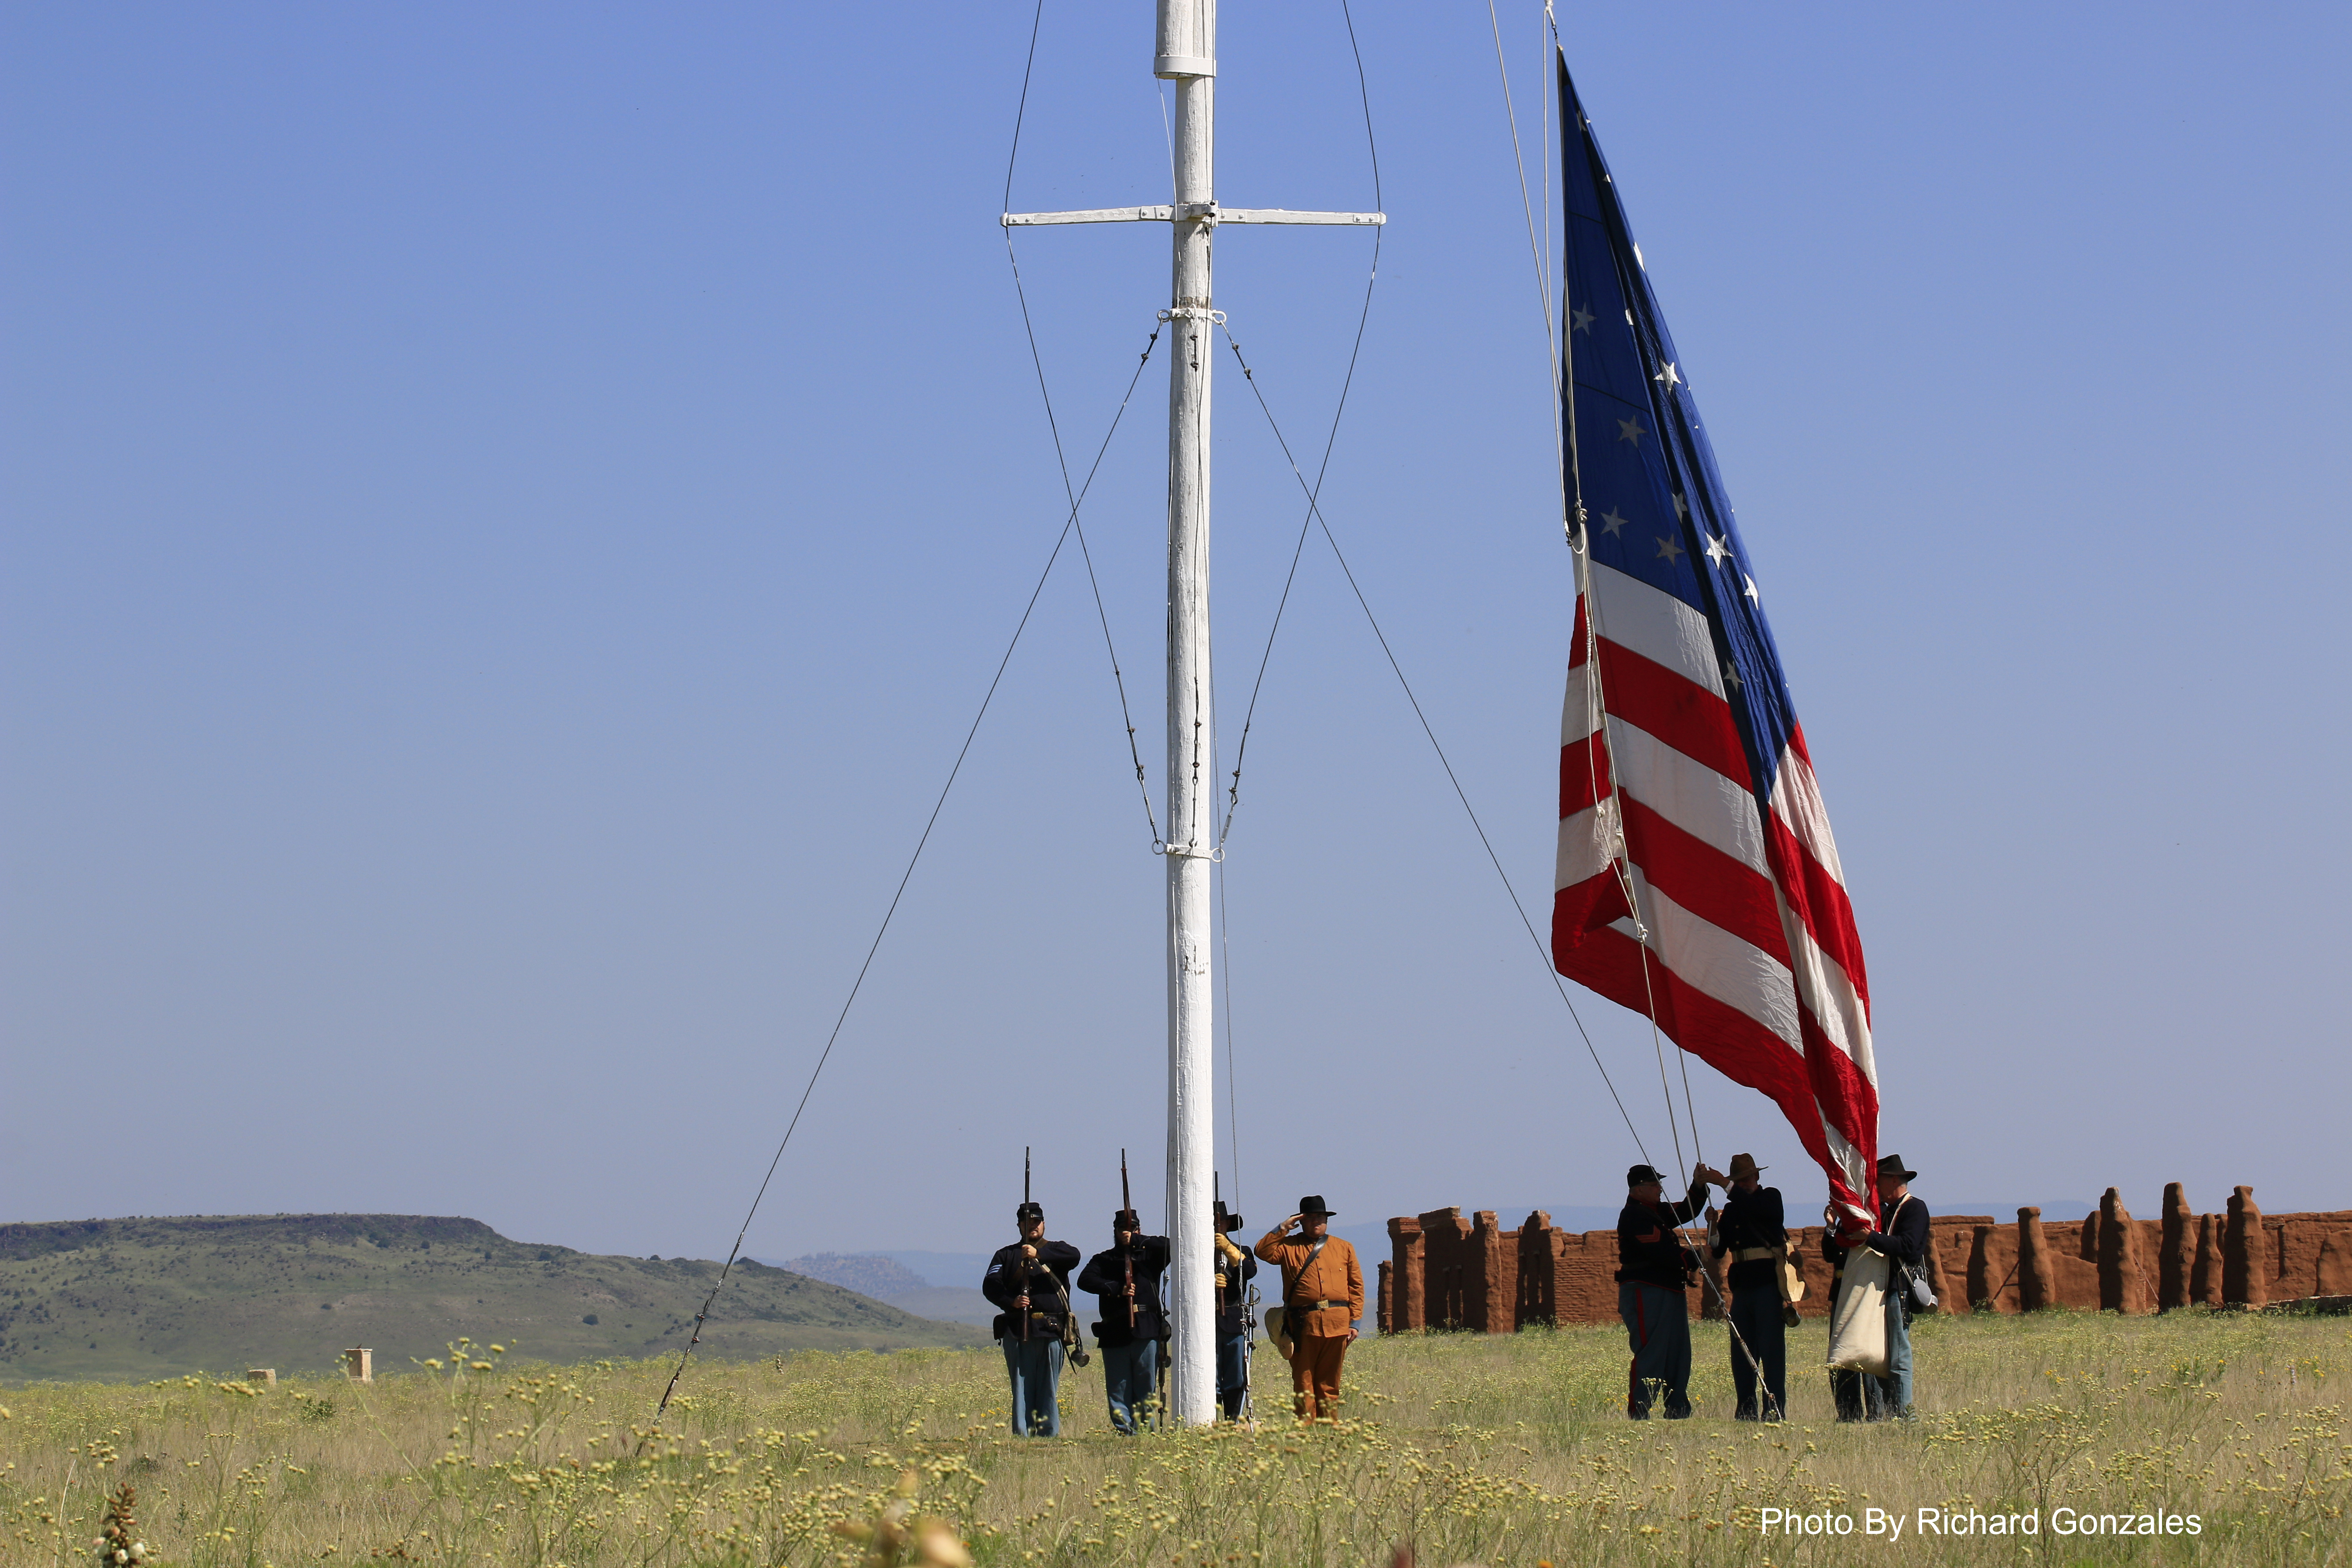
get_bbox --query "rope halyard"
[1513,8,1770,1418]
[1489,0,1565,501]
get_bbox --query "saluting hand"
[1282,1213,1303,1231]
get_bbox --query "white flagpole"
[1003,0,1378,1426]
[1157,0,1219,1430]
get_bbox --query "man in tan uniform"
[1255,1195,1364,1422]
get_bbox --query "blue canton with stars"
[1558,52,1800,802]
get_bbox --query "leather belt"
[1732,1247,1780,1262]
[1292,1299,1348,1311]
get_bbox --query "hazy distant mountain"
[774,1253,933,1298]
[0,1214,979,1383]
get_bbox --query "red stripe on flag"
[1795,997,1881,1182]
[1594,637,1749,785]
[1559,732,1614,820]
[1552,920,1866,1210]
[1618,795,1788,963]
[1764,813,1872,1015]
[1551,866,1633,947]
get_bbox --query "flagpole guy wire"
[1211,0,1387,1236]
[1217,322,1653,1170]
[1218,0,1384,851]
[1004,0,1164,847]
[637,320,1166,1445]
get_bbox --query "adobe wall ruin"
[1377,1184,2352,1333]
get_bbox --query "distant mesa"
[0,1213,981,1383]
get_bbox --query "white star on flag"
[1617,417,1648,445]
[1570,304,1595,334]
[1655,536,1686,564]
[1598,508,1629,536]
[1704,534,1732,567]
[1654,362,1681,393]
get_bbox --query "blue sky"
[6,3,2346,1262]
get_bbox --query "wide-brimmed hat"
[1727,1153,1765,1182]
[1876,1154,1918,1182]
[1626,1164,1666,1188]
[1298,1195,1335,1217]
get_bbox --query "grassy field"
[0,1216,977,1381]
[2,1308,2345,1566]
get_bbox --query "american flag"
[1549,54,1880,1222]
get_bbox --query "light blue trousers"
[1000,1335,1064,1436]
[1099,1340,1160,1434]
[1875,1291,1914,1417]
[1617,1281,1692,1418]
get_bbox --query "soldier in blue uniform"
[982,1201,1081,1436]
[1078,1210,1170,1434]
[1617,1162,1706,1419]
[1703,1152,1788,1421]
[1823,1153,1931,1421]
[1213,1198,1259,1420]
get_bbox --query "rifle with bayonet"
[1118,1148,1137,1331]
[1014,1146,1033,1342]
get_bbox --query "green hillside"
[0,1213,980,1383]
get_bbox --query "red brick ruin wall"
[1376,1184,2352,1333]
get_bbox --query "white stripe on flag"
[1621,871,1803,1051]
[1560,653,1599,743]
[1586,562,1724,695]
[1773,890,1874,1078]
[1555,800,1621,890]
[1768,747,1849,889]
[1606,718,1771,874]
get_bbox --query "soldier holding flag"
[1702,1152,1790,1421]
[1617,1163,1706,1419]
